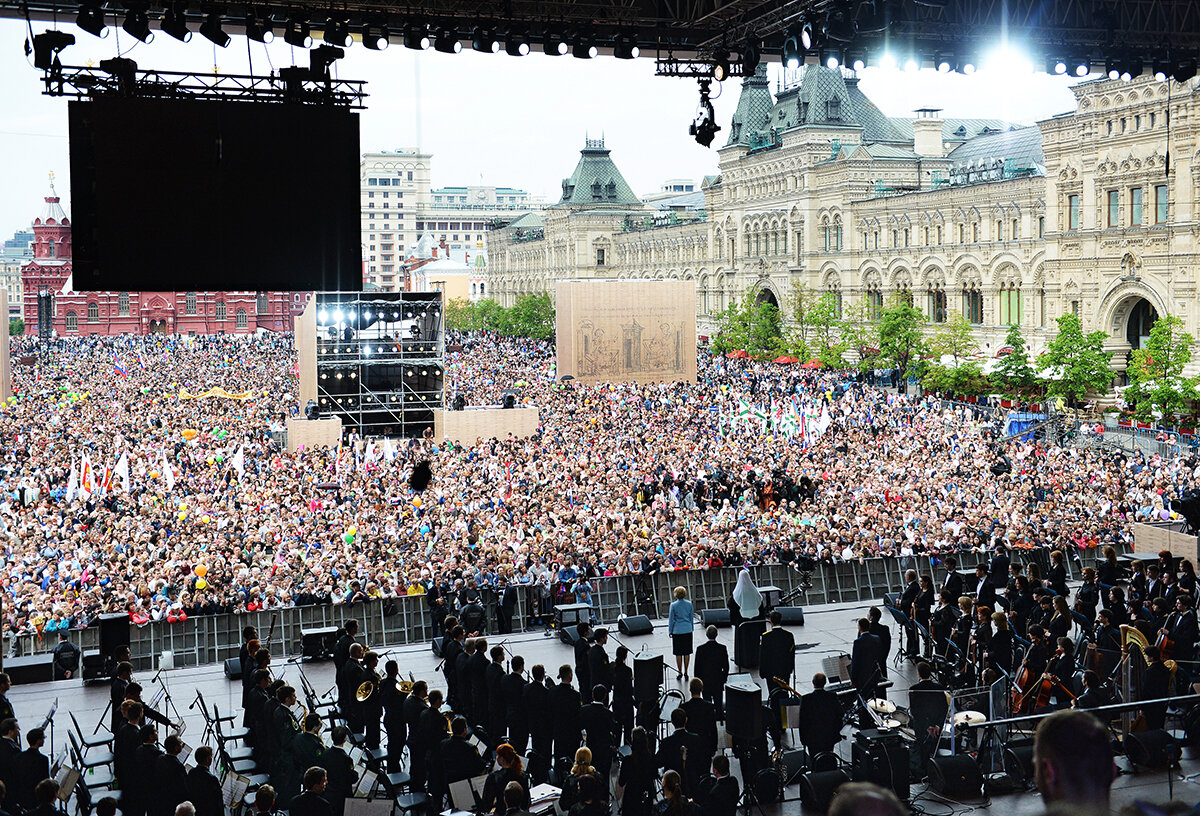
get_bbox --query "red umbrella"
[800,359,822,369]
[773,356,793,364]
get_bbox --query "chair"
[73,773,122,816]
[70,711,113,753]
[215,717,254,761]
[66,744,116,792]
[212,704,251,742]
[68,731,114,771]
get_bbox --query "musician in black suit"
[908,662,948,771]
[973,565,996,608]
[524,664,554,759]
[336,644,365,734]
[441,626,465,710]
[849,618,884,698]
[486,645,508,743]
[580,685,619,778]
[469,638,491,731]
[439,716,487,801]
[655,708,703,796]
[611,648,636,744]
[898,570,921,657]
[359,651,383,750]
[13,727,49,813]
[574,623,593,700]
[402,682,430,788]
[318,727,358,816]
[332,620,358,675]
[867,607,891,679]
[110,661,133,735]
[381,660,408,773]
[798,674,842,757]
[695,755,739,816]
[128,725,164,816]
[693,627,729,720]
[150,734,188,816]
[1048,550,1070,599]
[503,656,529,754]
[1140,646,1171,730]
[185,746,225,816]
[941,557,964,601]
[113,702,143,793]
[455,638,476,719]
[931,591,959,655]
[1074,671,1116,711]
[414,691,448,796]
[289,767,334,816]
[989,544,1011,588]
[679,678,718,765]
[759,611,795,690]
[588,629,611,692]
[498,577,519,635]
[1169,594,1199,666]
[550,666,582,762]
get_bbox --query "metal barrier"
[1102,420,1199,460]
[2,547,1121,672]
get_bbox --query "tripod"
[735,744,771,816]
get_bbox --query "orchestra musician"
[269,687,301,785]
[469,638,491,731]
[610,647,636,745]
[588,629,611,692]
[318,726,358,816]
[418,691,450,801]
[482,744,530,815]
[486,645,508,743]
[898,570,920,658]
[523,664,554,760]
[679,679,718,765]
[333,621,359,675]
[940,557,963,601]
[442,624,465,710]
[550,665,582,763]
[693,627,729,721]
[380,660,407,773]
[359,651,383,751]
[973,564,996,608]
[580,684,619,779]
[337,644,366,734]
[798,674,843,758]
[574,623,594,698]
[503,655,529,754]
[456,638,476,720]
[403,682,431,790]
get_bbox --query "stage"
[10,598,1193,814]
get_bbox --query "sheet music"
[529,784,562,804]
[448,773,488,811]
[353,770,378,798]
[468,734,487,755]
[54,767,80,802]
[221,772,249,807]
[821,654,851,682]
[179,742,193,765]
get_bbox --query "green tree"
[808,292,843,357]
[475,299,508,332]
[505,293,555,340]
[788,284,821,349]
[1037,312,1114,408]
[922,359,991,397]
[712,297,784,357]
[929,313,978,363]
[443,298,482,332]
[840,300,881,372]
[1125,314,1200,424]
[877,295,927,379]
[992,323,1037,397]
[8,318,22,336]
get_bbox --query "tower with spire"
[31,174,72,262]
[724,63,773,148]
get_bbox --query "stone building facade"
[490,67,1200,374]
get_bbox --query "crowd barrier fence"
[2,546,1119,673]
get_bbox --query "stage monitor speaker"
[300,626,339,660]
[618,615,654,636]
[432,637,445,658]
[634,654,663,703]
[734,619,768,669]
[560,625,582,646]
[98,613,130,658]
[799,768,851,811]
[928,754,983,797]
[775,607,805,626]
[1126,729,1180,769]
[724,682,764,740]
[852,734,910,802]
[1003,745,1035,786]
[224,657,243,680]
[701,609,731,628]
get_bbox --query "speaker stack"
[774,607,805,625]
[1126,729,1181,770]
[299,626,340,660]
[701,609,731,628]
[224,657,243,679]
[559,625,583,646]
[928,754,984,797]
[618,615,654,636]
[98,613,131,657]
[852,728,910,802]
[723,682,764,740]
[634,654,663,703]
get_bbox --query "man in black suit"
[1169,595,1199,675]
[332,620,358,675]
[849,618,884,699]
[246,669,272,762]
[759,611,795,691]
[503,656,529,754]
[439,716,487,806]
[468,638,491,732]
[455,638,476,719]
[867,607,891,680]
[680,678,718,765]
[150,733,188,816]
[898,571,921,658]
[486,645,508,741]
[694,626,729,719]
[549,666,582,762]
[442,626,465,709]
[336,643,365,733]
[973,564,997,608]
[318,726,358,816]
[695,755,740,816]
[110,661,133,735]
[573,623,593,699]
[524,665,553,759]
[497,577,518,634]
[14,727,49,812]
[655,708,703,795]
[113,702,142,793]
[941,557,964,601]
[128,725,164,816]
[1141,646,1172,730]
[588,628,611,692]
[0,718,18,805]
[798,674,842,757]
[580,685,619,778]
[51,631,81,681]
[908,662,948,772]
[185,746,225,816]
[989,543,1011,587]
[290,767,334,816]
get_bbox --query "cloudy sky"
[0,19,1085,239]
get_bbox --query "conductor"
[849,618,884,699]
[759,611,795,690]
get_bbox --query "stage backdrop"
[555,279,697,385]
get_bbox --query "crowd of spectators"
[0,330,1194,638]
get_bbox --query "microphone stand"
[153,666,184,733]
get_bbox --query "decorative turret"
[913,108,946,158]
[31,173,71,262]
[557,137,641,208]
[725,63,773,147]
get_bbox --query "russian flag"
[114,357,129,377]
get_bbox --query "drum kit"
[867,698,905,731]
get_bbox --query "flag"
[137,353,146,369]
[100,463,114,494]
[737,398,752,424]
[162,450,175,493]
[231,445,245,481]
[383,440,396,462]
[113,356,129,377]
[80,454,94,498]
[114,452,130,493]
[65,458,77,503]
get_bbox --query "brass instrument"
[398,671,416,694]
[356,680,376,702]
[290,703,308,724]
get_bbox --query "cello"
[1020,646,1078,712]
[1010,637,1038,714]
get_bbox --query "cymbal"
[867,698,897,714]
[953,710,986,726]
[880,718,902,730]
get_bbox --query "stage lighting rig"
[121,5,153,43]
[75,3,107,38]
[31,29,74,70]
[200,11,231,48]
[689,78,720,147]
[161,3,192,42]
[244,10,272,43]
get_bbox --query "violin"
[1021,646,1078,712]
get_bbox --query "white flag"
[231,445,245,481]
[163,450,175,493]
[114,452,130,493]
[65,458,78,503]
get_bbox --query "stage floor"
[11,598,1194,815]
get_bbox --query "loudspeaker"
[432,637,445,658]
[734,620,768,669]
[724,682,764,740]
[618,615,653,636]
[701,609,731,628]
[1003,745,1035,786]
[928,754,983,797]
[1126,729,1180,769]
[852,733,910,802]
[779,748,807,785]
[634,654,663,703]
[799,769,851,811]
[98,613,130,658]
[224,657,243,680]
[300,626,339,660]
[775,607,805,626]
[559,625,582,646]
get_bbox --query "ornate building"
[490,67,1200,375]
[20,183,306,336]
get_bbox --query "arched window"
[256,292,268,314]
[185,292,197,315]
[963,285,984,324]
[235,309,247,329]
[999,283,1022,325]
[928,286,947,323]
[118,292,130,316]
[46,241,55,258]
[87,302,99,322]
[65,312,77,332]
[215,301,227,321]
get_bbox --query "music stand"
[883,606,911,667]
[39,699,58,762]
[448,773,488,811]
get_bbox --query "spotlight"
[712,49,730,80]
[820,46,841,69]
[199,11,229,47]
[1047,56,1066,75]
[32,30,74,70]
[245,11,273,43]
[121,7,153,43]
[362,21,388,50]
[800,21,814,50]
[1073,57,1090,77]
[903,57,919,72]
[75,4,108,38]
[782,26,803,69]
[1123,56,1143,79]
[851,56,867,71]
[572,33,597,59]
[823,13,857,43]
[505,25,529,56]
[1153,58,1170,81]
[403,22,430,50]
[434,28,461,53]
[472,24,498,53]
[960,58,976,74]
[1173,57,1197,83]
[689,79,721,147]
[324,16,351,48]
[1106,55,1121,79]
[935,54,951,72]
[741,40,760,74]
[543,26,567,55]
[614,31,639,59]
[284,16,312,48]
[161,4,191,42]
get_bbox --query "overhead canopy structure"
[9,0,1200,77]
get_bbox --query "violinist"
[930,590,958,654]
[969,605,993,680]
[1073,670,1115,711]
[1008,576,1035,638]
[1090,609,1120,675]
[988,612,1013,677]
[1075,567,1101,623]
[1166,595,1198,685]
[1106,586,1129,627]
[1025,625,1050,680]
[952,597,973,663]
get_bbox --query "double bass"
[1010,646,1037,714]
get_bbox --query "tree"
[877,295,927,379]
[929,313,977,363]
[992,323,1037,397]
[1037,312,1114,408]
[8,318,22,336]
[711,297,784,356]
[788,284,822,349]
[840,300,881,372]
[1124,314,1200,424]
[506,293,555,340]
[443,298,482,333]
[475,299,508,333]
[807,292,843,357]
[922,359,991,397]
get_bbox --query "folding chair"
[70,711,113,754]
[66,743,116,792]
[68,731,114,772]
[215,718,255,764]
[212,704,250,743]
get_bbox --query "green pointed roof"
[557,138,641,208]
[725,63,773,147]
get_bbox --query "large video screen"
[69,98,362,292]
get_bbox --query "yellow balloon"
[201,514,211,524]
[195,564,208,577]
[195,578,208,590]
[413,497,422,508]
[348,525,357,536]
[206,457,215,465]
[178,513,187,521]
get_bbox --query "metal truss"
[655,57,746,77]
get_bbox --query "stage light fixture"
[1153,57,1170,81]
[960,58,976,74]
[244,11,273,43]
[1106,56,1121,79]
[711,49,730,80]
[800,21,814,50]
[76,4,108,38]
[572,33,597,59]
[823,13,856,43]
[199,11,229,47]
[434,28,461,53]
[472,24,499,53]
[122,7,153,43]
[505,25,529,56]
[324,16,351,48]
[32,29,75,70]
[689,79,721,147]
[284,16,312,48]
[362,22,388,50]
[614,31,639,59]
[1123,56,1143,79]
[1073,56,1090,76]
[935,54,951,72]
[821,46,841,69]
[161,4,191,42]
[1047,56,1066,74]
[903,57,919,72]
[741,40,760,74]
[403,21,430,50]
[543,26,567,55]
[1173,57,1197,82]
[782,26,803,69]
[851,56,867,71]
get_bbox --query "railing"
[4,548,1119,672]
[1101,419,1200,459]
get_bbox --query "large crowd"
[0,329,1195,638]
